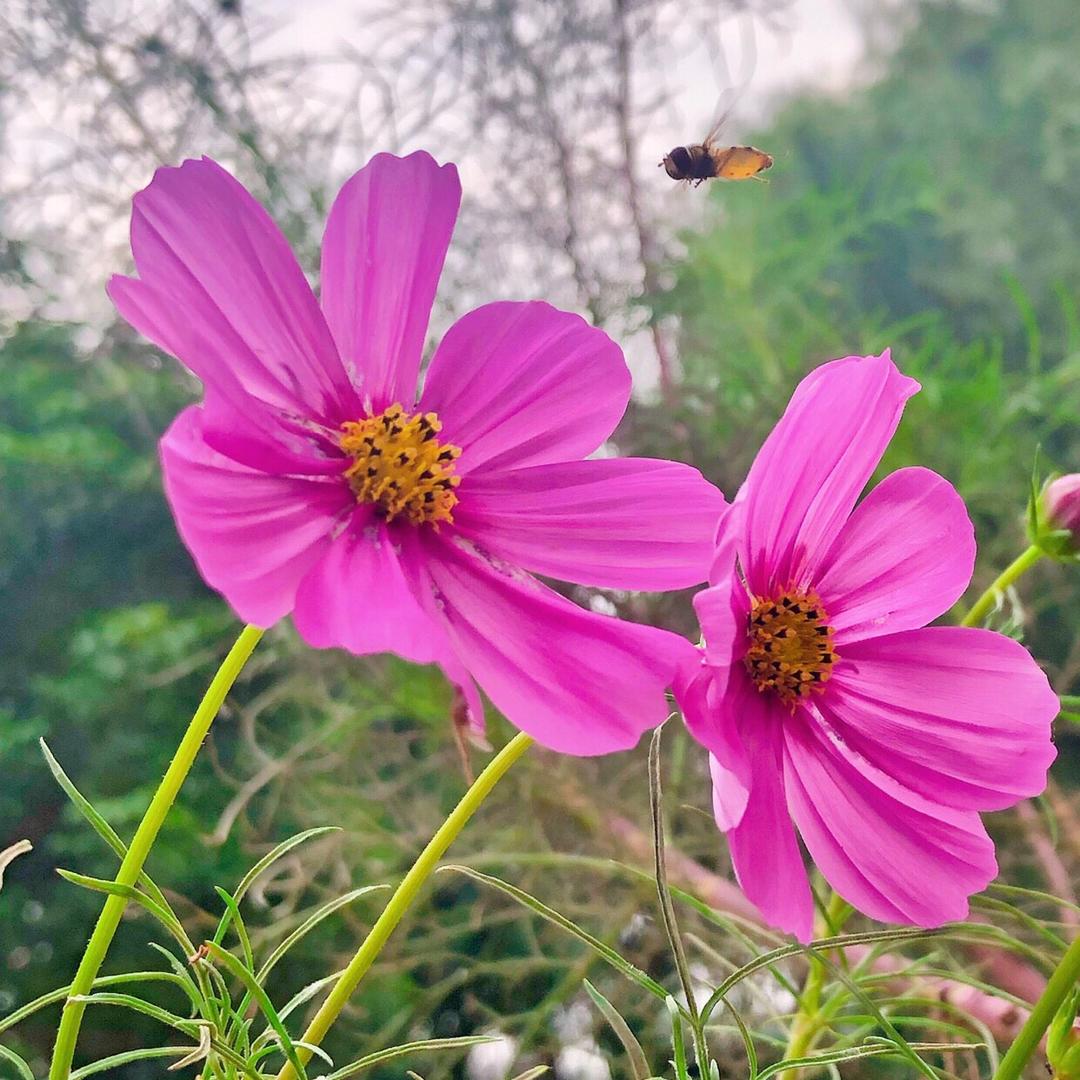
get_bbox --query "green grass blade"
[69,1045,193,1078]
[699,926,951,1025]
[256,886,388,983]
[204,940,308,1080]
[0,971,191,1035]
[40,738,174,912]
[277,970,346,1022]
[214,887,255,971]
[211,827,342,948]
[323,1035,498,1079]
[233,828,341,906]
[583,979,651,1080]
[56,868,191,949]
[68,992,204,1035]
[439,865,678,1009]
[0,1043,34,1080]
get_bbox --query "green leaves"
[1,796,486,1080]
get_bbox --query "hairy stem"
[49,623,264,1080]
[961,544,1043,627]
[777,892,851,1080]
[273,731,534,1080]
[994,934,1080,1080]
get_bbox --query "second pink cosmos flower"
[110,151,724,754]
[678,352,1059,941]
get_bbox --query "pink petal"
[675,663,752,830]
[726,711,814,941]
[741,352,920,597]
[452,458,724,590]
[823,627,1057,811]
[292,520,449,664]
[320,151,461,413]
[783,710,998,926]
[709,489,746,586]
[693,559,752,669]
[197,393,346,477]
[160,406,352,627]
[418,534,695,755]
[816,468,975,643]
[112,157,357,425]
[419,302,631,476]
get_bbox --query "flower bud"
[1032,474,1080,561]
[1046,475,1080,537]
[1048,988,1080,1080]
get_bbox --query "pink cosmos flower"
[677,352,1058,941]
[110,151,724,754]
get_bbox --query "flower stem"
[994,933,1080,1080]
[961,545,1043,627]
[49,623,264,1080]
[778,892,851,1080]
[273,730,535,1080]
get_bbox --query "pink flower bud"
[1045,474,1080,538]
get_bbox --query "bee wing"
[702,91,737,148]
[714,146,773,180]
[703,13,758,146]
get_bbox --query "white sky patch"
[4,0,870,349]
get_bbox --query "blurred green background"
[1,0,1079,1077]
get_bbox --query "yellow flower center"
[743,591,838,707]
[339,404,462,526]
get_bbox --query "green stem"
[273,731,534,1080]
[961,545,1043,627]
[994,934,1080,1080]
[49,623,264,1080]
[778,892,851,1080]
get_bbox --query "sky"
[2,0,873,352]
[259,0,869,127]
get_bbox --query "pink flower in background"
[110,151,724,754]
[677,352,1058,941]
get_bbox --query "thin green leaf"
[233,828,341,907]
[226,887,388,1069]
[56,868,191,948]
[667,996,689,1080]
[756,1040,982,1080]
[68,992,203,1034]
[648,727,699,1023]
[277,969,345,1021]
[510,1067,551,1080]
[720,998,759,1079]
[439,865,678,1009]
[40,738,174,912]
[584,979,650,1080]
[699,926,951,1025]
[256,886,388,983]
[145,943,205,1013]
[806,947,941,1080]
[250,1034,334,1068]
[203,941,308,1080]
[214,887,255,971]
[211,827,341,949]
[323,1035,498,1079]
[0,1043,34,1080]
[0,970,192,1035]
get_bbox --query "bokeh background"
[2,1,1079,1077]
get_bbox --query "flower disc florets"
[743,591,837,706]
[340,403,462,526]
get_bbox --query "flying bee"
[661,113,773,187]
